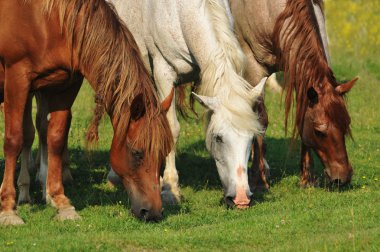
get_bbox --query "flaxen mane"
[27,0,173,163]
[273,0,351,137]
[197,0,262,135]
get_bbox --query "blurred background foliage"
[325,0,380,78]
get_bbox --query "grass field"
[0,1,379,251]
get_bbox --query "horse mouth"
[235,203,250,209]
[224,196,251,209]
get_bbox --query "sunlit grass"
[0,1,379,251]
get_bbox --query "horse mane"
[196,0,262,135]
[273,0,351,137]
[29,0,173,163]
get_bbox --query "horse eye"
[314,129,326,138]
[215,135,223,143]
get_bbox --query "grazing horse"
[229,0,357,187]
[92,0,265,208]
[0,0,173,225]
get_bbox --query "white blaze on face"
[192,77,267,207]
[205,116,253,207]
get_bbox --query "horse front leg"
[0,64,30,225]
[249,99,270,191]
[300,142,317,188]
[153,56,180,205]
[17,94,35,205]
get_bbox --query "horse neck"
[273,0,334,135]
[67,0,159,140]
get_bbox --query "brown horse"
[0,0,173,225]
[230,0,357,188]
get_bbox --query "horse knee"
[4,134,23,155]
[47,131,66,154]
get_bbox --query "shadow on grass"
[175,137,356,193]
[0,135,356,216]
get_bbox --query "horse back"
[0,1,71,79]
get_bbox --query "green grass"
[0,4,380,252]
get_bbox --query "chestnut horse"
[0,0,173,225]
[230,0,357,188]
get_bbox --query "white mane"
[199,0,263,136]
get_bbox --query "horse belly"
[31,69,72,91]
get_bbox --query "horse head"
[301,77,358,185]
[109,89,174,221]
[193,77,266,208]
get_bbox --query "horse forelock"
[273,0,346,138]
[32,0,172,158]
[198,0,262,136]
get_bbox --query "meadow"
[0,1,379,251]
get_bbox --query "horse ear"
[130,94,146,121]
[250,77,267,98]
[191,92,220,111]
[161,87,174,113]
[307,87,318,105]
[335,77,359,95]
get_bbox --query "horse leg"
[35,94,73,200]
[45,81,81,221]
[0,64,30,225]
[35,93,48,199]
[250,100,270,191]
[238,39,271,191]
[300,143,317,188]
[153,56,180,205]
[17,94,35,205]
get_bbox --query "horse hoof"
[0,211,25,226]
[161,189,180,205]
[55,207,81,221]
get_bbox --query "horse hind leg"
[17,94,35,205]
[35,93,49,199]
[45,80,82,221]
[35,94,73,200]
[300,143,317,188]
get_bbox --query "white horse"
[104,0,265,208]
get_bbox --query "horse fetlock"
[46,194,71,210]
